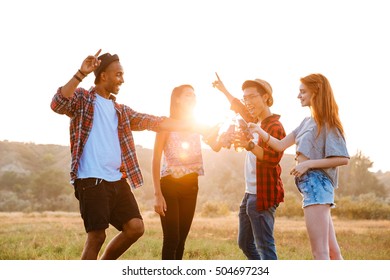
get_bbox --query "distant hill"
[0,140,297,211]
[0,141,70,175]
[0,140,296,177]
[1,140,389,213]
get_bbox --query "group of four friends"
[50,49,349,260]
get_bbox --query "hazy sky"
[1,0,389,172]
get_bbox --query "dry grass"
[0,212,389,260]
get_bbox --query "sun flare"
[181,142,190,150]
[193,96,234,127]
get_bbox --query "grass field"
[1,211,389,260]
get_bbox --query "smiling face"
[177,87,196,117]
[99,61,124,95]
[170,85,196,120]
[297,83,312,107]
[242,86,270,120]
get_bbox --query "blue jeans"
[238,193,278,260]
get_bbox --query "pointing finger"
[94,49,102,57]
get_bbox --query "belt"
[75,177,104,186]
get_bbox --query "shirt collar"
[89,86,117,101]
[261,114,280,125]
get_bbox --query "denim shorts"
[295,169,335,208]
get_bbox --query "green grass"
[1,212,389,260]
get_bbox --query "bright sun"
[193,95,234,127]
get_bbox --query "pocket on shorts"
[317,172,334,194]
[75,179,104,202]
[295,173,310,193]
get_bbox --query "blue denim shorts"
[295,169,335,208]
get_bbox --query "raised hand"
[248,122,261,135]
[212,72,229,94]
[211,72,236,104]
[290,161,311,177]
[232,130,251,152]
[218,129,235,149]
[79,49,102,75]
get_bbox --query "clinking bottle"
[233,114,250,152]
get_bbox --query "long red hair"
[300,73,345,138]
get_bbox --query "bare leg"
[81,229,106,260]
[328,216,343,260]
[100,218,144,260]
[303,204,331,260]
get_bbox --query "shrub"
[200,201,230,217]
[276,191,303,218]
[333,193,390,220]
[0,190,30,212]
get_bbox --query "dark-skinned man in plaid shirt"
[51,50,204,260]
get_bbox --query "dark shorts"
[74,178,142,233]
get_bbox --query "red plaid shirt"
[231,98,286,210]
[51,87,165,188]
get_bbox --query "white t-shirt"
[77,94,122,182]
[244,133,259,194]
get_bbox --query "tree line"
[0,141,389,218]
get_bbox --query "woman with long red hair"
[250,73,349,259]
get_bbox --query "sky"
[1,0,389,172]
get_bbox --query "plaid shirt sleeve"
[50,87,88,117]
[259,122,286,166]
[117,104,166,189]
[121,105,166,132]
[50,87,92,182]
[256,116,286,211]
[230,98,257,123]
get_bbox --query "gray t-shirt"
[293,117,349,188]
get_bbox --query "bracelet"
[265,133,270,144]
[78,69,87,77]
[245,141,255,151]
[73,74,82,82]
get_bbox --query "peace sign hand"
[79,49,102,76]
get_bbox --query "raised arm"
[248,123,295,152]
[60,49,102,98]
[158,118,211,135]
[212,72,255,123]
[212,72,236,103]
[202,124,223,152]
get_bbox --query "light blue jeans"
[238,193,278,260]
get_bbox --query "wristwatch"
[245,141,255,151]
